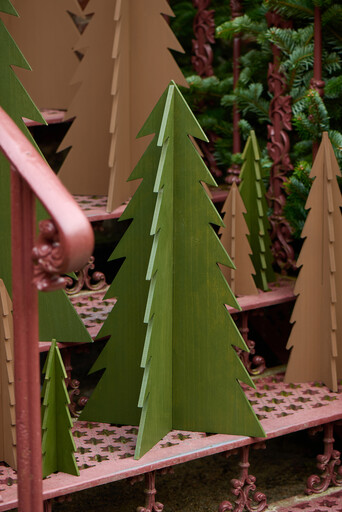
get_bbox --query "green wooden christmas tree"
[41,340,79,477]
[0,3,92,345]
[82,82,265,459]
[0,279,16,469]
[136,82,265,458]
[239,131,275,291]
[81,89,169,426]
[0,0,45,293]
[4,0,83,109]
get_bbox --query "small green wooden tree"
[239,131,275,291]
[0,3,92,345]
[81,89,169,425]
[0,279,16,469]
[41,340,79,477]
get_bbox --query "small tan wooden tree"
[219,182,258,296]
[285,133,342,392]
[4,0,82,109]
[58,0,187,212]
[0,280,16,469]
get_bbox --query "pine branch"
[328,130,342,166]
[263,0,314,19]
[325,75,342,98]
[216,14,266,41]
[283,161,312,239]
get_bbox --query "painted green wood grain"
[0,5,45,295]
[239,131,275,291]
[80,90,169,427]
[41,340,79,477]
[0,0,17,15]
[136,84,265,457]
[0,7,91,345]
[38,290,92,343]
[134,89,175,458]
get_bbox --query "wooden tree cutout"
[0,4,93,346]
[239,131,275,291]
[80,88,169,426]
[58,0,187,212]
[0,0,45,294]
[0,280,16,470]
[3,0,83,109]
[219,182,258,296]
[82,82,265,460]
[136,82,264,458]
[285,133,342,392]
[41,340,79,478]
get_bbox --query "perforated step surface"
[0,374,341,510]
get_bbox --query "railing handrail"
[0,105,94,512]
[0,106,94,277]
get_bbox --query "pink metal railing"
[0,106,94,512]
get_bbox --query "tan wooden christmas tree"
[219,182,258,296]
[0,280,16,469]
[285,133,342,392]
[3,0,83,109]
[58,0,187,212]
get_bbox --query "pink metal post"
[226,0,243,185]
[307,422,342,494]
[192,0,215,77]
[266,12,295,272]
[0,106,94,512]
[191,0,222,179]
[311,6,324,160]
[11,169,43,512]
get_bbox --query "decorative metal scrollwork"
[307,423,342,494]
[135,471,166,512]
[192,0,215,78]
[266,13,296,272]
[32,219,68,291]
[65,256,107,295]
[219,445,267,512]
[234,312,266,376]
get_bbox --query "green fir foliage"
[170,0,342,233]
[284,161,312,239]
